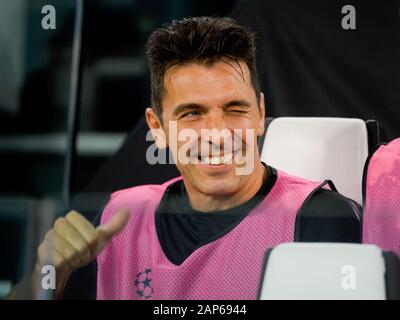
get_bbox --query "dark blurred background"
[0,0,235,199]
[0,0,235,297]
[0,0,399,298]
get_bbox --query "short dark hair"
[146,16,260,118]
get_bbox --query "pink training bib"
[97,171,321,299]
[363,138,400,256]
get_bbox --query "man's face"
[147,60,265,198]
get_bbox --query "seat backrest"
[258,243,400,300]
[260,117,369,203]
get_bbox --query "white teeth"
[223,153,233,164]
[200,153,233,165]
[211,157,221,165]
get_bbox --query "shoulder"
[101,177,182,224]
[110,176,182,201]
[274,170,325,197]
[277,170,321,187]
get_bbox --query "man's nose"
[204,111,228,131]
[203,113,233,150]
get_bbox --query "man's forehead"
[163,61,252,102]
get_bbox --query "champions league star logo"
[134,268,153,299]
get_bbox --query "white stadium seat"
[260,117,369,203]
[258,243,400,300]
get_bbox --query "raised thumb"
[95,207,130,253]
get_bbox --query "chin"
[178,162,244,195]
[196,177,240,197]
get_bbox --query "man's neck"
[186,162,267,212]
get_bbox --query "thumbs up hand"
[35,208,130,299]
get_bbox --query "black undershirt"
[63,164,361,299]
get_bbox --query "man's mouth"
[197,152,234,165]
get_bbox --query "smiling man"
[146,57,265,211]
[9,16,361,300]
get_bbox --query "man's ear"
[257,92,266,137]
[145,108,167,149]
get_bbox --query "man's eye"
[182,111,200,118]
[228,109,246,114]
